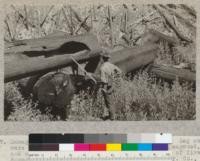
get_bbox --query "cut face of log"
[33,72,76,108]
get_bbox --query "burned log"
[5,33,101,82]
[5,33,100,54]
[150,64,195,83]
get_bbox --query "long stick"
[108,6,114,46]
[69,6,90,32]
[62,7,73,35]
[40,5,54,27]
[71,56,97,84]
[180,4,196,18]
[4,17,13,40]
[74,15,90,34]
[11,5,35,28]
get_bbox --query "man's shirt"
[100,62,122,84]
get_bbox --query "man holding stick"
[98,49,122,120]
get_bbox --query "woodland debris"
[159,5,196,30]
[153,5,193,43]
[69,6,91,32]
[180,4,196,18]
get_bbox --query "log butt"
[33,72,76,119]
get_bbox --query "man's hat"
[100,49,111,58]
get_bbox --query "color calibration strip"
[29,143,169,151]
[29,133,172,144]
[29,133,171,152]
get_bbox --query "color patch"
[89,144,106,151]
[155,133,172,143]
[152,144,168,151]
[59,144,74,151]
[106,144,121,151]
[138,144,152,151]
[121,143,138,151]
[74,144,90,151]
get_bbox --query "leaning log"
[145,29,179,45]
[111,44,158,73]
[150,64,195,83]
[84,44,159,74]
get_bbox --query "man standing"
[99,49,122,120]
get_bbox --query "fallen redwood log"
[150,64,196,83]
[111,44,158,73]
[5,33,101,82]
[5,33,100,54]
[84,44,159,74]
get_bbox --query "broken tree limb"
[150,63,195,83]
[159,5,196,30]
[180,4,196,18]
[108,6,114,46]
[62,7,74,35]
[147,29,179,45]
[40,5,54,27]
[74,15,90,34]
[153,5,192,43]
[4,18,14,41]
[10,5,35,28]
[69,6,91,32]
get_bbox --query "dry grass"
[68,72,195,121]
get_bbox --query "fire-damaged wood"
[5,33,100,53]
[33,72,76,119]
[150,64,195,83]
[5,33,101,82]
[5,49,102,82]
